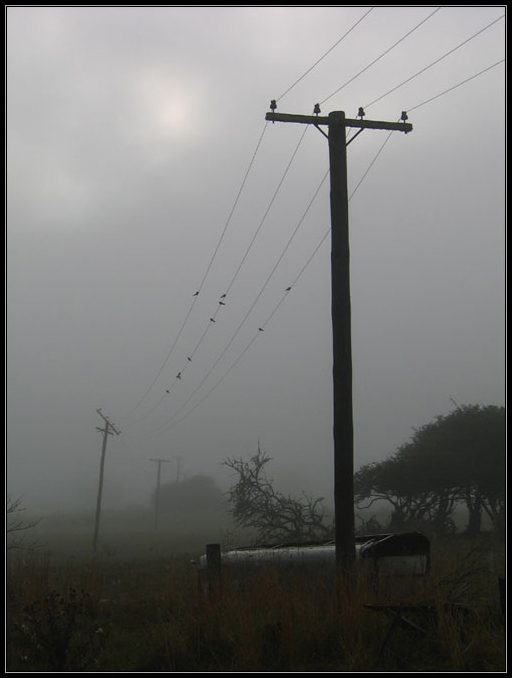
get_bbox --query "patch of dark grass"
[6,533,506,672]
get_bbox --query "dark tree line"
[354,404,505,535]
[152,475,225,513]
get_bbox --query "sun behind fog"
[136,70,199,139]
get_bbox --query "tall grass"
[6,535,505,672]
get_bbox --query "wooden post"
[328,111,355,572]
[206,543,222,593]
[93,409,120,553]
[264,107,412,574]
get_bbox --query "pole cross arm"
[265,111,413,134]
[96,408,121,435]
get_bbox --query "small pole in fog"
[93,409,120,554]
[173,455,182,483]
[150,458,170,530]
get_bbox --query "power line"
[140,124,311,418]
[120,122,269,420]
[276,7,375,102]
[319,6,442,106]
[142,51,504,438]
[406,58,504,114]
[145,123,396,439]
[364,13,505,110]
[123,14,503,434]
[144,168,331,436]
[122,11,376,421]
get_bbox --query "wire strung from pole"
[130,123,310,426]
[120,122,269,420]
[143,168,331,435]
[276,7,375,103]
[161,124,311,385]
[126,33,504,433]
[147,52,504,440]
[406,58,504,114]
[120,9,391,422]
[143,118,402,438]
[223,124,310,301]
[364,13,505,110]
[145,128,390,440]
[319,6,442,107]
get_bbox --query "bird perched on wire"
[176,372,182,380]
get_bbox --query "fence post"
[206,543,222,595]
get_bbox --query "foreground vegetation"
[6,519,505,672]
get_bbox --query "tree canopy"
[354,404,505,535]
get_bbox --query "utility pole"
[265,104,412,572]
[150,458,170,530]
[93,409,120,554]
[173,456,182,484]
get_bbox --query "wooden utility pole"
[265,105,412,571]
[93,409,120,553]
[173,455,182,483]
[150,458,170,530]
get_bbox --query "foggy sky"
[6,6,506,514]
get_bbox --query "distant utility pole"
[173,456,182,484]
[150,458,170,530]
[93,409,120,554]
[265,104,412,572]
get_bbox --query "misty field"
[6,511,506,672]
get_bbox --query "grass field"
[6,511,506,672]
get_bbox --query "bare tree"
[6,495,41,552]
[222,446,333,546]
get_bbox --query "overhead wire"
[138,8,444,425]
[275,6,375,103]
[120,121,269,421]
[133,123,311,426]
[122,9,374,423]
[128,9,504,441]
[364,13,504,110]
[143,51,505,440]
[319,6,442,106]
[405,58,504,114]
[144,167,331,437]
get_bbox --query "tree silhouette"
[222,445,333,546]
[354,404,505,535]
[153,475,224,513]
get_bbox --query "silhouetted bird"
[210,318,216,323]
[176,372,182,379]
[193,291,199,296]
